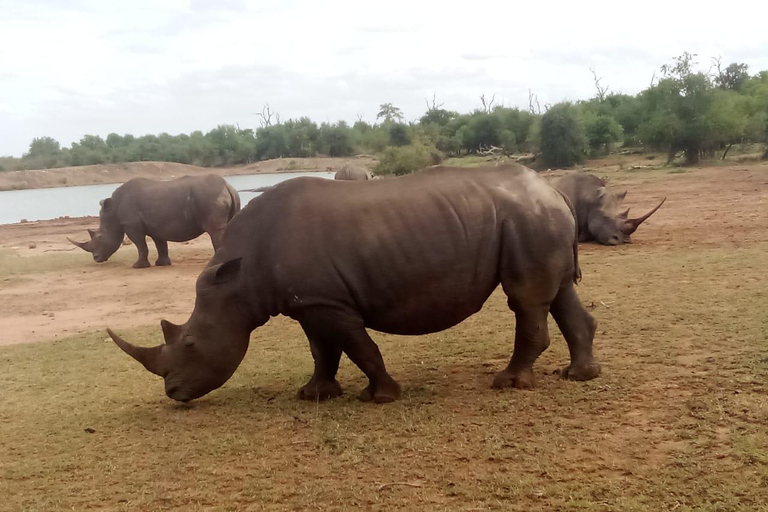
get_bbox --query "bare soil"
[0,156,376,191]
[0,161,766,511]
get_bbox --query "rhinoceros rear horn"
[107,328,166,377]
[87,229,97,239]
[68,236,93,252]
[622,197,667,235]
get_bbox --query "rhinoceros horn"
[621,197,667,235]
[67,236,93,252]
[87,229,97,239]
[107,328,166,377]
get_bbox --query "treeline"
[2,53,767,174]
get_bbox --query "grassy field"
[1,164,767,511]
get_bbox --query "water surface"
[0,171,333,225]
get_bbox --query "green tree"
[583,112,623,155]
[539,102,587,167]
[376,103,404,123]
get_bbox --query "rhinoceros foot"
[132,259,151,269]
[491,367,536,390]
[559,361,602,381]
[155,256,172,266]
[358,379,401,404]
[297,379,343,401]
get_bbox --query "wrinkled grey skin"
[109,164,601,404]
[69,175,240,268]
[555,173,666,245]
[334,165,372,181]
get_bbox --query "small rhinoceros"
[334,165,371,181]
[108,164,601,404]
[555,173,665,245]
[69,174,240,268]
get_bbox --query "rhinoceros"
[69,174,240,268]
[555,173,665,245]
[334,165,372,181]
[107,164,601,404]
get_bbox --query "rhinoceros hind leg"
[297,334,343,401]
[550,283,601,381]
[299,307,401,404]
[153,238,171,266]
[492,305,550,390]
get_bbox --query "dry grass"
[1,242,767,511]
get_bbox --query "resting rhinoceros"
[69,174,240,268]
[555,173,665,245]
[108,164,601,403]
[334,165,371,181]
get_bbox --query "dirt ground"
[0,161,767,511]
[2,162,765,347]
[0,156,376,191]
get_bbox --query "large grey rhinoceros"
[108,164,601,404]
[555,173,665,245]
[334,165,372,181]
[69,174,240,268]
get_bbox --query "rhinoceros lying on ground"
[555,173,665,245]
[69,174,240,268]
[108,164,601,403]
[334,165,371,181]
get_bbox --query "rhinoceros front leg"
[298,307,401,404]
[124,228,151,269]
[492,305,551,390]
[296,333,343,401]
[550,284,601,381]
[152,238,171,266]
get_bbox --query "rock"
[28,242,37,249]
[84,427,96,434]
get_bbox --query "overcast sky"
[1,0,767,156]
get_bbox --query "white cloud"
[1,0,767,155]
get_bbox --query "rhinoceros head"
[589,187,666,245]
[68,198,124,262]
[107,258,254,402]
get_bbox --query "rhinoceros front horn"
[622,197,667,235]
[67,236,93,252]
[107,328,166,377]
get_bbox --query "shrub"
[373,141,443,176]
[539,102,587,167]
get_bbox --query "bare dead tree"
[425,92,445,112]
[590,68,609,101]
[479,93,496,114]
[256,104,278,128]
[528,89,541,115]
[355,113,364,123]
[709,55,723,81]
[649,70,657,88]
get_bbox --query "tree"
[376,103,404,123]
[388,123,411,146]
[26,137,61,158]
[714,61,750,92]
[638,53,749,164]
[539,102,587,167]
[583,112,623,155]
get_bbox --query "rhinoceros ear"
[616,190,627,202]
[100,198,113,212]
[87,228,97,239]
[160,319,183,344]
[596,187,608,199]
[212,258,242,284]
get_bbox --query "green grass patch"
[2,245,767,510]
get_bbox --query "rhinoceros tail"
[226,183,241,221]
[557,190,582,284]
